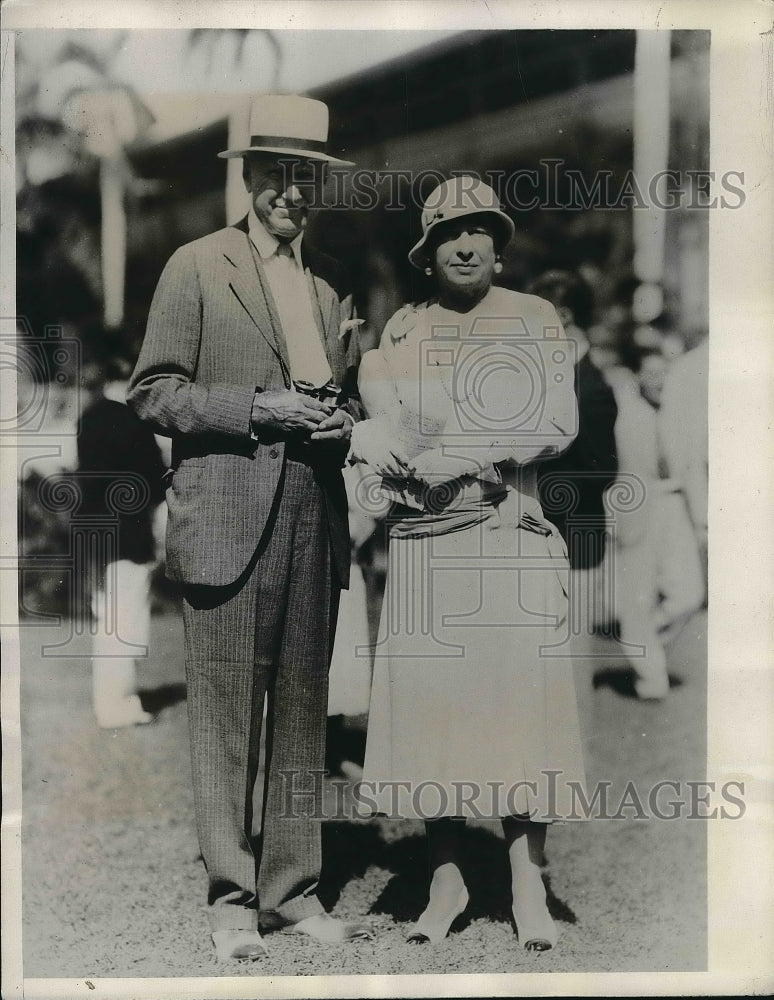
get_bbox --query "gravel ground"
[19,608,707,979]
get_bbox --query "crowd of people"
[70,94,707,963]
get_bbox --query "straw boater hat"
[218,94,354,166]
[408,176,515,269]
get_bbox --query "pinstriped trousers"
[182,458,340,932]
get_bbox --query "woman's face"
[431,216,498,303]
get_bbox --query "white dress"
[358,288,587,821]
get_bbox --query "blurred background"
[15,27,709,619]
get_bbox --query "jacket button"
[269,448,279,459]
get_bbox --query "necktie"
[271,243,333,388]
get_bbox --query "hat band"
[248,134,328,154]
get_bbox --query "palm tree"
[16,31,153,332]
[186,29,284,221]
[17,29,284,340]
[187,29,282,90]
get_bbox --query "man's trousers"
[182,457,340,932]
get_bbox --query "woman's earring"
[494,258,503,275]
[424,266,433,277]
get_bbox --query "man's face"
[243,154,324,241]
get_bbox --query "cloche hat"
[408,176,515,269]
[218,94,354,166]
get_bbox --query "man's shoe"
[286,913,373,942]
[211,929,267,963]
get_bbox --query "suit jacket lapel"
[306,269,340,365]
[223,222,292,384]
[305,267,345,381]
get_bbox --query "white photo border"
[2,2,772,997]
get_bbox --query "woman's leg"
[425,816,466,893]
[502,816,557,951]
[407,818,469,944]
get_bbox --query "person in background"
[325,461,386,778]
[528,270,618,637]
[658,336,709,601]
[603,347,671,700]
[629,338,704,637]
[77,356,166,729]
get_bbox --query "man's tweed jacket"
[127,217,361,589]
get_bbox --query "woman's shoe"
[406,884,469,945]
[511,899,558,953]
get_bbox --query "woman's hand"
[409,448,479,485]
[348,418,412,477]
[497,486,559,536]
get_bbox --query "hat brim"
[408,211,515,269]
[218,144,354,167]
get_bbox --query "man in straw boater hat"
[128,94,371,961]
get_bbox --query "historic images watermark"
[268,159,746,212]
[278,769,746,822]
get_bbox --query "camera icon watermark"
[1,317,81,436]
[417,315,577,451]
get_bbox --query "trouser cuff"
[207,905,259,932]
[272,892,325,927]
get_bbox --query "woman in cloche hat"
[349,176,587,953]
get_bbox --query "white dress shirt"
[247,209,333,388]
